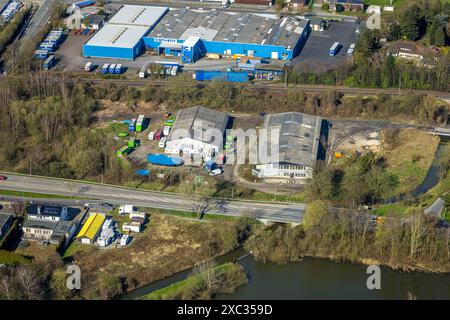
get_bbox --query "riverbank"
[141,262,248,300]
[61,213,253,299]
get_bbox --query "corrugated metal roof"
[168,106,229,149]
[77,213,105,240]
[148,8,309,49]
[264,112,323,167]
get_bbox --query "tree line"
[245,202,450,273]
[289,0,450,92]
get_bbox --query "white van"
[120,234,132,246]
[159,137,167,148]
[163,126,171,136]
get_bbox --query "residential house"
[27,204,68,222]
[287,0,310,10]
[81,14,106,30]
[22,219,77,244]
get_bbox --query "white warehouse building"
[253,112,328,183]
[165,106,229,159]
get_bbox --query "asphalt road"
[0,173,306,223]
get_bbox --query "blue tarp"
[194,70,249,83]
[147,154,183,166]
[135,169,150,176]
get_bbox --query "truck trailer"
[136,114,145,132]
[43,55,55,70]
[101,63,109,74]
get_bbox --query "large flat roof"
[148,9,308,49]
[85,5,169,49]
[108,5,168,27]
[264,112,323,167]
[85,24,150,48]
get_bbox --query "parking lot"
[291,21,360,73]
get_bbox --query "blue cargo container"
[108,64,116,74]
[101,63,109,74]
[194,70,248,83]
[114,64,122,74]
[147,154,183,166]
[33,49,49,60]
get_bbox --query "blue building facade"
[142,23,310,63]
[83,40,145,60]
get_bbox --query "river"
[122,247,450,300]
[121,136,450,300]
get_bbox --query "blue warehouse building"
[83,5,169,60]
[83,5,310,63]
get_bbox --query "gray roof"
[168,106,229,148]
[0,213,12,228]
[23,219,75,235]
[23,219,57,230]
[263,112,323,167]
[85,14,106,26]
[148,9,309,50]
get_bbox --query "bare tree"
[0,275,14,300]
[191,196,211,219]
[16,266,42,300]
[408,210,427,260]
[194,257,218,296]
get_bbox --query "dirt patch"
[336,130,382,154]
[93,100,164,122]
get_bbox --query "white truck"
[159,137,167,148]
[84,62,93,72]
[139,64,148,78]
[163,126,171,136]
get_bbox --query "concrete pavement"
[0,173,306,223]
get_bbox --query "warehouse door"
[271,52,279,59]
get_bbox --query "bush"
[0,250,30,266]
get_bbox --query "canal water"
[217,253,450,300]
[122,137,450,300]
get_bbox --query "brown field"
[70,213,249,297]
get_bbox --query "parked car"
[0,175,7,180]
[209,168,223,176]
[148,131,155,140]
[159,137,167,148]
[163,126,171,136]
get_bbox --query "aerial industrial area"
[0,0,449,304]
